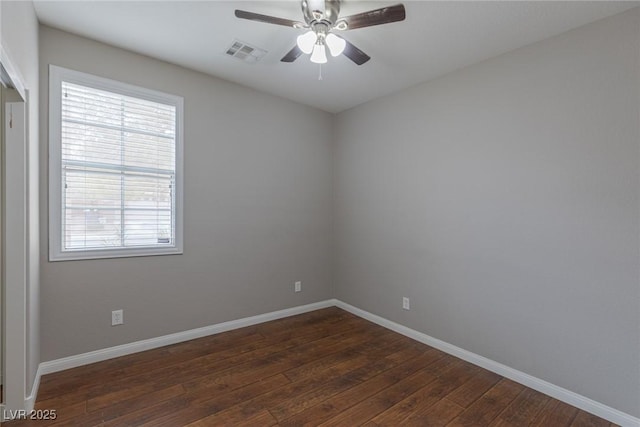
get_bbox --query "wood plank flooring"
[5,307,617,426]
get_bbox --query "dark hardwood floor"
[6,307,616,426]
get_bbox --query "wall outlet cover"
[112,309,124,326]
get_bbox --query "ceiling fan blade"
[281,45,304,63]
[340,3,406,30]
[342,40,370,65]
[235,10,304,28]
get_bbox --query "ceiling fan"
[234,0,406,65]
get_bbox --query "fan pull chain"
[318,64,323,81]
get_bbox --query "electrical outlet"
[111,309,124,326]
[294,281,302,292]
[402,297,410,310]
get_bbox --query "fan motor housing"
[301,0,341,26]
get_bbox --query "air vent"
[225,40,267,63]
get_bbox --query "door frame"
[0,43,29,420]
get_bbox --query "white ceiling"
[33,1,638,113]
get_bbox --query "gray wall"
[334,8,640,417]
[1,0,40,392]
[39,26,334,361]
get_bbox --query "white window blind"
[50,66,183,260]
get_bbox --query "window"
[49,65,183,261]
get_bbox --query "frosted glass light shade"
[310,43,327,64]
[297,31,317,54]
[325,34,346,57]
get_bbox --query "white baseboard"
[31,300,333,400]
[29,298,638,427]
[334,300,640,427]
[39,300,333,376]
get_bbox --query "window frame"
[49,65,184,261]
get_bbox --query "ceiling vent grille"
[225,40,267,63]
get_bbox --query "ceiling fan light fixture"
[325,33,346,57]
[296,30,317,54]
[235,1,406,67]
[310,43,328,64]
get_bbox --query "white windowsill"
[49,246,183,262]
